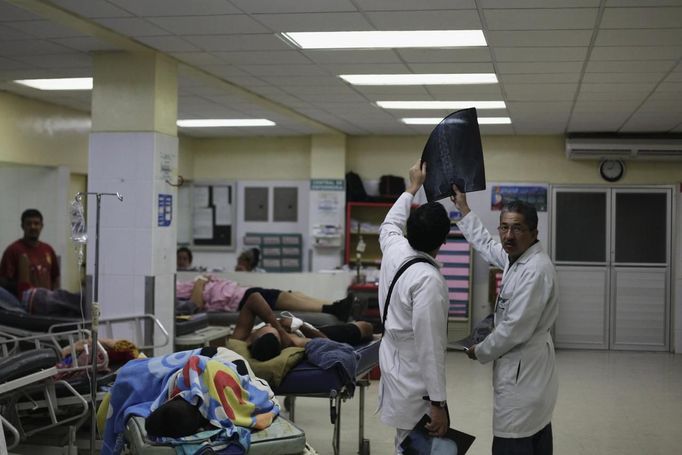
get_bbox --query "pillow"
[226,338,304,388]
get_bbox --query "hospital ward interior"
[1,1,682,454]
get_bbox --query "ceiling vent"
[566,136,682,161]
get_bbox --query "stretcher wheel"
[360,438,370,455]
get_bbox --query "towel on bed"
[304,338,359,390]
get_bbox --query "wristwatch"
[430,400,447,408]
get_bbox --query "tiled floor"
[287,350,682,454]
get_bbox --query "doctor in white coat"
[452,186,558,455]
[377,161,452,453]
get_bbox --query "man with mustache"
[0,209,60,298]
[452,187,558,455]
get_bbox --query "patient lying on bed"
[230,292,373,362]
[176,275,356,321]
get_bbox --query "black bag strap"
[382,257,432,334]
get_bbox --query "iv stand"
[75,191,123,455]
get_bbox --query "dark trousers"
[492,423,552,455]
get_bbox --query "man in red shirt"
[0,209,60,297]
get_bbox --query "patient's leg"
[275,291,356,322]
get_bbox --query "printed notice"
[193,207,213,239]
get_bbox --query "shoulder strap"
[382,257,432,334]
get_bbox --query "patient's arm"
[189,277,208,309]
[298,324,328,339]
[232,293,295,347]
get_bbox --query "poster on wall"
[491,185,547,212]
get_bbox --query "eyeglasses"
[497,224,528,235]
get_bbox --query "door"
[552,186,672,351]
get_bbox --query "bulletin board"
[178,181,236,250]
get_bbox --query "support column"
[87,51,178,354]
[309,134,347,271]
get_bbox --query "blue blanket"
[304,338,359,390]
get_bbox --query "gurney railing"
[49,313,170,352]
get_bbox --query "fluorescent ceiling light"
[177,119,276,127]
[402,117,512,125]
[340,74,497,85]
[14,77,93,90]
[281,30,486,49]
[378,101,506,110]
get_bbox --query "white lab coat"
[376,192,450,430]
[457,212,558,438]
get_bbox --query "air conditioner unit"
[565,136,682,161]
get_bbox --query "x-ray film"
[421,108,486,202]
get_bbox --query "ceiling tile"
[52,36,122,52]
[486,30,593,47]
[398,48,492,63]
[170,52,224,66]
[504,84,578,101]
[303,49,402,64]
[582,72,668,83]
[355,0,475,10]
[0,56,33,71]
[108,0,241,16]
[94,17,171,36]
[596,29,682,46]
[590,46,682,60]
[568,114,629,132]
[351,86,432,98]
[237,64,328,76]
[498,61,585,74]
[211,50,310,65]
[601,6,682,28]
[480,0,600,6]
[50,0,132,18]
[580,82,657,93]
[606,0,682,7]
[254,12,372,32]
[494,47,588,62]
[499,73,581,83]
[0,2,43,21]
[621,112,680,132]
[576,89,648,101]
[572,100,641,113]
[182,34,290,52]
[365,10,482,30]
[6,20,85,39]
[0,24,34,41]
[484,8,598,30]
[586,60,677,73]
[426,85,504,98]
[320,63,410,74]
[136,36,199,52]
[229,0,357,14]
[407,62,495,73]
[146,15,269,35]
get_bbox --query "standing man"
[452,187,558,455]
[0,209,60,297]
[377,161,452,452]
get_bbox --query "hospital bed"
[177,270,355,328]
[275,337,381,455]
[124,413,307,454]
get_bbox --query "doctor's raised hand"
[451,184,471,216]
[407,160,427,195]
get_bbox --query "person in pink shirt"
[176,275,354,322]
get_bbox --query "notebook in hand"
[400,414,475,455]
[420,107,485,202]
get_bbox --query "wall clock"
[599,159,625,182]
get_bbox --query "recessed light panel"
[340,74,498,85]
[14,77,93,90]
[281,30,486,49]
[177,119,276,127]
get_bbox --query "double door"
[551,186,672,351]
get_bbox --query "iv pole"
[75,191,123,455]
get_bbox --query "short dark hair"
[145,397,207,438]
[502,200,538,231]
[21,209,43,224]
[177,247,193,263]
[238,248,261,270]
[406,202,451,253]
[249,332,281,361]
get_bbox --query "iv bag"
[70,198,87,244]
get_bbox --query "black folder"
[420,108,486,202]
